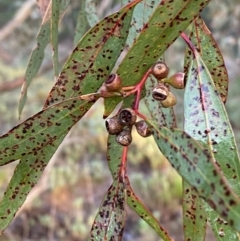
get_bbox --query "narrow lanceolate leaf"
[125,177,174,241]
[182,181,207,241]
[85,0,99,27]
[182,17,231,240]
[88,177,126,241]
[144,76,176,128]
[73,1,88,45]
[184,16,228,103]
[0,134,65,232]
[107,135,174,240]
[104,0,211,116]
[0,98,92,231]
[19,0,70,116]
[184,51,240,238]
[0,98,92,166]
[125,0,160,48]
[44,0,141,108]
[51,0,60,78]
[107,135,124,180]
[149,120,240,232]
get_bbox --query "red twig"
[120,146,128,178]
[181,32,198,58]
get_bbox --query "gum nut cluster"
[151,61,185,108]
[105,108,152,146]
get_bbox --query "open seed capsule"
[135,120,152,137]
[151,61,169,79]
[104,73,122,92]
[115,129,132,146]
[118,108,137,126]
[105,115,123,135]
[152,84,169,101]
[160,91,177,108]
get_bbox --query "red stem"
[181,32,197,58]
[120,146,128,178]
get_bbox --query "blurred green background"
[0,0,239,240]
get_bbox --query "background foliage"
[0,0,239,240]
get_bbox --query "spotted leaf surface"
[0,98,92,166]
[182,182,207,241]
[104,0,211,116]
[107,135,173,240]
[0,1,140,231]
[205,204,240,241]
[125,177,174,241]
[19,0,70,115]
[149,120,240,232]
[125,0,160,48]
[88,178,126,241]
[0,98,92,230]
[182,17,231,240]
[44,0,140,108]
[0,135,64,232]
[184,52,240,237]
[144,76,176,128]
[184,16,228,103]
[107,135,124,180]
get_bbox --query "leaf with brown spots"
[149,120,240,232]
[44,0,141,108]
[0,1,141,231]
[184,51,240,238]
[182,182,207,241]
[125,177,174,241]
[0,98,92,166]
[184,16,228,103]
[0,98,92,231]
[104,0,211,117]
[88,178,126,241]
[107,135,174,240]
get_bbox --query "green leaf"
[182,182,207,241]
[0,98,92,231]
[44,0,140,108]
[51,0,60,78]
[0,98,92,166]
[184,49,240,238]
[205,204,240,241]
[85,0,99,27]
[88,177,126,241]
[125,0,160,48]
[184,16,228,103]
[104,0,211,117]
[73,1,89,45]
[18,0,70,116]
[149,120,240,232]
[107,135,174,240]
[126,177,174,241]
